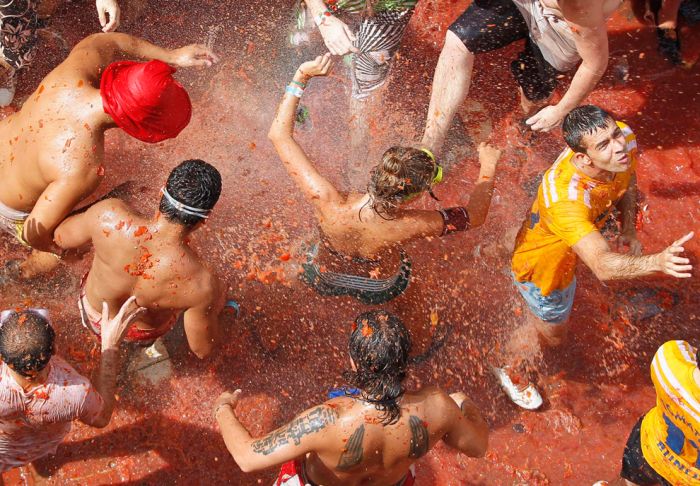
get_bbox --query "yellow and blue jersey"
[641,340,700,484]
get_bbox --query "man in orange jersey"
[596,340,700,485]
[494,105,694,409]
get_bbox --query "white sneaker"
[592,482,609,486]
[492,366,543,410]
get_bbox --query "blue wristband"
[285,85,304,98]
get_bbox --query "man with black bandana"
[53,159,227,360]
[214,310,489,485]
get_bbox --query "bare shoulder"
[187,265,222,305]
[90,199,135,228]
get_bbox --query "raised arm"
[527,0,610,131]
[443,392,489,457]
[214,390,337,473]
[182,273,225,359]
[81,297,143,428]
[68,32,219,74]
[573,230,694,281]
[267,55,342,210]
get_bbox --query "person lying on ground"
[214,309,489,486]
[595,340,700,486]
[421,0,621,153]
[0,297,141,476]
[54,160,226,360]
[495,105,695,410]
[269,54,501,305]
[0,32,218,281]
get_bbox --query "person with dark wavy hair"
[214,310,489,486]
[0,298,140,476]
[53,159,227,360]
[269,55,502,305]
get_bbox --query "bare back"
[81,200,216,326]
[0,36,109,213]
[306,389,456,485]
[316,194,443,260]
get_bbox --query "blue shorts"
[513,275,576,324]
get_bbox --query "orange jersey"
[641,341,700,485]
[511,121,638,295]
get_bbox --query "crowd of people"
[0,1,697,485]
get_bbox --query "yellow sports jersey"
[511,121,638,295]
[641,340,700,484]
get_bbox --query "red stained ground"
[1,0,699,484]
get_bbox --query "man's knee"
[443,30,473,60]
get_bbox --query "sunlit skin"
[0,32,217,276]
[53,199,225,359]
[268,55,501,262]
[214,363,489,486]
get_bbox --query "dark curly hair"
[344,310,411,425]
[366,147,436,219]
[0,310,55,377]
[159,159,222,227]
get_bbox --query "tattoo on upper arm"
[336,424,364,471]
[251,406,338,456]
[408,415,429,459]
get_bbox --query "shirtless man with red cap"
[0,32,218,280]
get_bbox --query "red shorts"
[78,273,176,342]
[273,460,416,486]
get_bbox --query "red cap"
[100,60,192,143]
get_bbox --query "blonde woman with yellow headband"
[268,54,502,305]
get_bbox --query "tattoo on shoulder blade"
[408,415,429,459]
[251,406,339,456]
[336,424,365,471]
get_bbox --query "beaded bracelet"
[286,85,304,98]
[290,79,306,89]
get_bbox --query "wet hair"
[366,147,435,219]
[0,311,55,377]
[344,310,411,425]
[562,105,615,154]
[159,159,222,227]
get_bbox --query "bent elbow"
[592,265,613,282]
[236,460,256,474]
[191,347,212,360]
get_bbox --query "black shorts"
[620,416,672,486]
[448,0,559,101]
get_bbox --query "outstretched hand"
[657,231,694,278]
[298,53,333,81]
[172,44,220,68]
[526,105,565,132]
[318,16,358,55]
[96,0,120,32]
[100,296,144,351]
[214,389,242,418]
